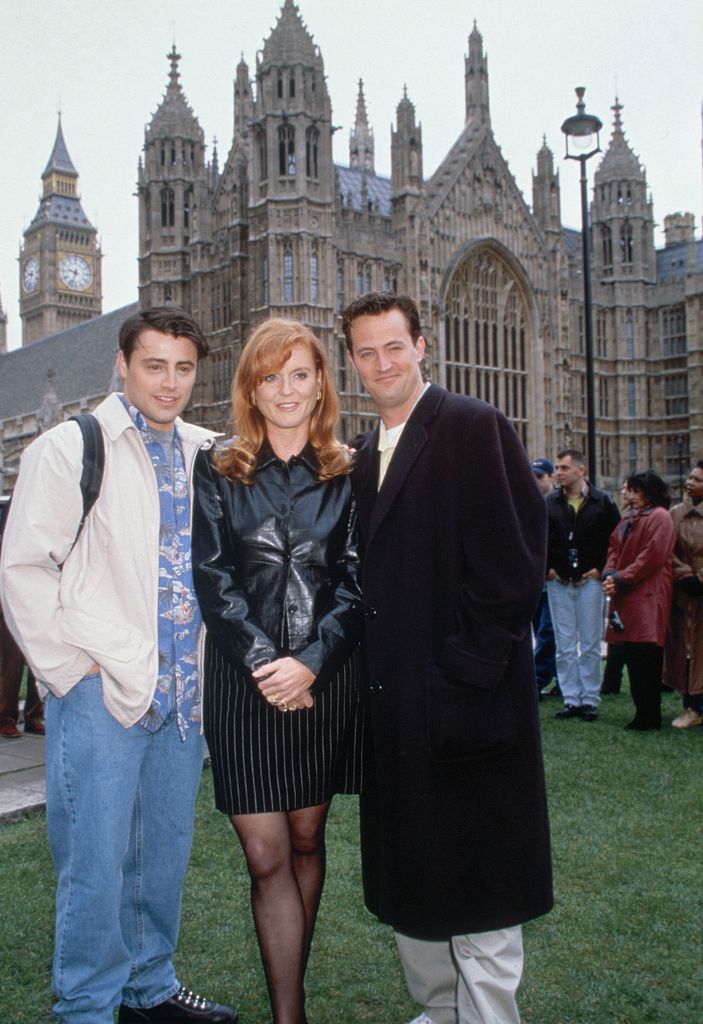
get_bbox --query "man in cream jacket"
[0,308,237,1024]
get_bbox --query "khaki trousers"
[395,926,523,1024]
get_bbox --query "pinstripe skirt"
[203,639,365,814]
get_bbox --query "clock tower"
[19,116,102,345]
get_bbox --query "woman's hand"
[603,576,617,597]
[253,658,316,711]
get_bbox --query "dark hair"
[556,448,586,467]
[342,292,422,351]
[626,469,671,509]
[118,307,210,363]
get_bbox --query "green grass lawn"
[1,690,700,1024]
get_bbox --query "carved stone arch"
[438,237,544,452]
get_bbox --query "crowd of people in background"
[532,451,703,733]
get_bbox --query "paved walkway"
[0,727,46,823]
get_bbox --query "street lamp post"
[562,87,602,486]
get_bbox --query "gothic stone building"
[1,0,702,494]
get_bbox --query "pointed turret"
[138,46,210,309]
[591,98,654,281]
[234,55,253,139]
[350,80,375,173]
[464,21,490,127]
[250,0,334,317]
[261,0,319,67]
[532,135,561,233]
[392,87,423,193]
[147,45,202,139]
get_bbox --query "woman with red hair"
[192,318,364,1024]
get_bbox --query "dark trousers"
[601,643,626,694]
[532,590,556,689]
[0,614,43,726]
[622,642,664,728]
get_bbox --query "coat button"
[289,603,298,613]
[364,605,377,618]
[369,680,383,693]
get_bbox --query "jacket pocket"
[425,655,517,764]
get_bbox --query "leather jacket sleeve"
[293,497,364,690]
[192,448,278,678]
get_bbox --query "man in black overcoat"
[342,293,552,1024]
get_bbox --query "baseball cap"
[532,457,555,477]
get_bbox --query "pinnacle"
[42,115,78,179]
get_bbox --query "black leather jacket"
[192,442,363,691]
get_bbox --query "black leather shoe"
[555,704,581,719]
[118,986,238,1023]
[580,704,598,721]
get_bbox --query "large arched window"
[444,248,531,445]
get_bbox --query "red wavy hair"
[213,318,350,484]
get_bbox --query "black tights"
[232,801,331,1024]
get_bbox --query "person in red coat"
[603,470,676,730]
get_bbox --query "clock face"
[59,254,93,291]
[23,256,40,293]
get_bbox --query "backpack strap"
[68,413,105,547]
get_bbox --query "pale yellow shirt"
[377,382,431,488]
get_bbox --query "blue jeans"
[547,578,603,708]
[532,589,556,689]
[45,672,204,1024]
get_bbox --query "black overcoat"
[353,384,553,939]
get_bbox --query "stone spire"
[592,98,654,281]
[532,135,561,233]
[595,97,644,180]
[350,79,375,172]
[261,0,320,68]
[464,21,490,127]
[392,86,423,192]
[234,54,253,138]
[147,45,202,140]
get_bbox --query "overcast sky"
[2,0,701,351]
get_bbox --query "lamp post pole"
[562,87,602,487]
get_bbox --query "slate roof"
[0,303,137,421]
[29,194,95,232]
[656,239,703,284]
[336,165,391,218]
[563,227,582,258]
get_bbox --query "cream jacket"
[0,393,215,727]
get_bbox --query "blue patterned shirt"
[120,396,201,738]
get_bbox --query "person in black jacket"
[546,449,620,720]
[343,293,551,1024]
[192,318,365,1024]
